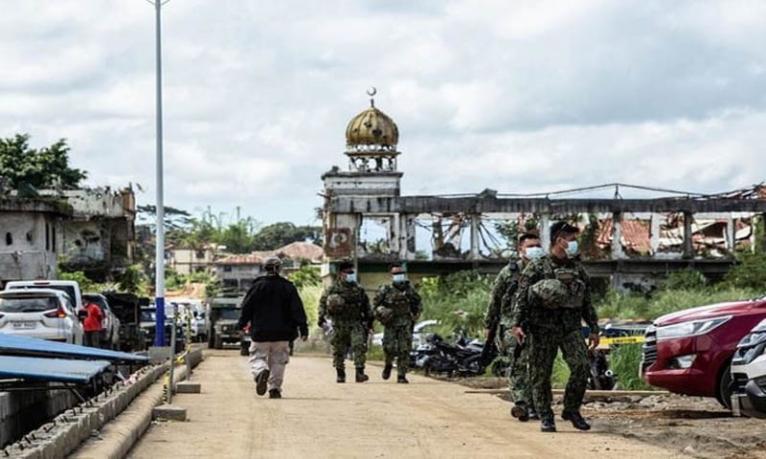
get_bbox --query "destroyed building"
[321,96,766,291]
[42,187,136,281]
[0,197,72,286]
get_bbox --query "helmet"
[530,279,569,309]
[375,306,394,325]
[326,294,345,314]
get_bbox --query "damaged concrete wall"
[0,211,60,284]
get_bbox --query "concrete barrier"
[4,347,203,459]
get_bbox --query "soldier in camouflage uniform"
[318,261,373,383]
[511,222,600,433]
[489,233,543,421]
[373,264,422,383]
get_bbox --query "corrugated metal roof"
[0,334,148,362]
[0,355,110,383]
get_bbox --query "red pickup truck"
[641,297,766,407]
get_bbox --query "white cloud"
[0,0,765,224]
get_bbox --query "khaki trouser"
[249,341,290,392]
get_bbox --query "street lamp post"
[150,0,170,348]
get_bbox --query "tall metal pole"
[153,0,166,347]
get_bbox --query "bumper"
[733,380,766,418]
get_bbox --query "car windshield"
[0,296,58,313]
[217,308,240,320]
[140,310,156,322]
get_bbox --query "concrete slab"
[152,404,187,421]
[176,381,201,394]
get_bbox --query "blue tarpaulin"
[0,334,148,362]
[0,355,110,383]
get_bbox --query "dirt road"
[129,350,678,458]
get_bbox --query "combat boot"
[268,389,281,399]
[336,367,346,383]
[355,367,369,383]
[540,416,556,433]
[397,374,409,384]
[510,402,530,422]
[381,363,393,380]
[562,411,591,431]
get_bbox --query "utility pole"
[149,0,170,348]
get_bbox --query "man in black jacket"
[238,257,309,398]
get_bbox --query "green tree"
[0,134,87,191]
[251,222,322,250]
[117,265,148,295]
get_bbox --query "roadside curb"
[70,348,203,459]
[4,348,203,459]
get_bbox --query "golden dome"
[345,106,399,152]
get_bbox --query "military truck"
[207,295,248,354]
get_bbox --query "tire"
[716,362,733,409]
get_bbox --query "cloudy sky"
[2,0,765,225]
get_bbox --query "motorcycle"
[411,333,486,377]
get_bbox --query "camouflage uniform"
[373,282,422,377]
[318,281,373,370]
[496,261,533,407]
[512,255,599,420]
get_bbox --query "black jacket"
[237,274,308,342]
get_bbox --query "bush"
[610,344,653,390]
[662,269,706,290]
[723,251,766,291]
[419,271,492,337]
[298,284,322,327]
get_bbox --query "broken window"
[358,215,394,258]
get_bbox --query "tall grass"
[609,344,653,390]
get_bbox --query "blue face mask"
[565,240,579,257]
[344,272,357,283]
[524,246,544,260]
[392,274,407,283]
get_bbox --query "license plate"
[12,321,36,329]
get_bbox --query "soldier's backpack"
[326,293,346,314]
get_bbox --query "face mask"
[565,240,579,257]
[524,246,544,260]
[344,273,357,283]
[392,273,407,283]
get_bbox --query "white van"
[5,280,83,311]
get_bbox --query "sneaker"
[268,389,281,399]
[255,369,270,396]
[511,403,530,422]
[382,364,392,380]
[562,411,591,431]
[540,416,557,433]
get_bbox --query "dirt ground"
[456,376,766,459]
[127,350,678,458]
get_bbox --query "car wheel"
[716,362,733,409]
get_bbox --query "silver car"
[0,289,84,344]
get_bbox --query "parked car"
[731,318,766,418]
[83,293,121,349]
[372,319,440,347]
[5,280,84,312]
[0,289,84,344]
[140,306,185,350]
[641,297,766,407]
